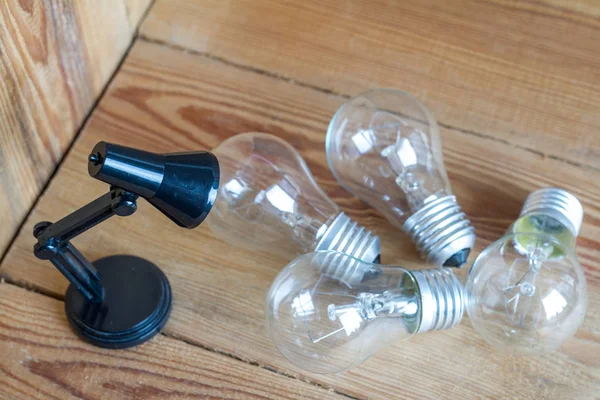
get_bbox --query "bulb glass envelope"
[326,89,474,267]
[210,133,340,255]
[466,232,587,355]
[326,89,449,220]
[267,251,420,373]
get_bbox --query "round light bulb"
[209,133,379,262]
[267,251,464,374]
[326,89,475,267]
[466,188,588,355]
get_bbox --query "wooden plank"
[124,0,154,28]
[542,0,600,18]
[1,40,599,399]
[140,0,600,170]
[0,282,349,400]
[0,0,152,257]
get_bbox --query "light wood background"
[1,1,599,399]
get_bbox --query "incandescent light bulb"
[208,133,380,263]
[326,89,475,267]
[267,251,464,373]
[466,188,587,355]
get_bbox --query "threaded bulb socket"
[315,212,380,264]
[411,267,465,333]
[403,195,475,267]
[519,188,583,237]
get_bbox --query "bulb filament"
[308,292,417,344]
[503,246,545,327]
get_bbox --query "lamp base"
[64,255,172,349]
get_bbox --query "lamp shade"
[88,141,219,229]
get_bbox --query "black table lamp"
[33,141,220,349]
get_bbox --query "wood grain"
[1,40,598,399]
[140,0,600,171]
[0,0,152,257]
[0,282,350,400]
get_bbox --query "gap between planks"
[137,34,600,174]
[159,331,363,400]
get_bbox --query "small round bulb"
[326,89,475,267]
[466,188,588,355]
[267,251,464,374]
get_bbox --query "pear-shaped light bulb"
[267,251,464,374]
[208,133,379,262]
[466,188,588,355]
[326,89,475,267]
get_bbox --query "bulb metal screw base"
[411,268,464,333]
[520,188,583,237]
[403,195,475,267]
[314,212,380,264]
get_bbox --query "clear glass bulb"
[466,188,588,355]
[326,89,475,267]
[267,251,464,374]
[209,133,379,262]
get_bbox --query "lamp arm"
[33,187,139,303]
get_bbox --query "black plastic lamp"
[33,141,219,349]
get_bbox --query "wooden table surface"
[1,1,599,399]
